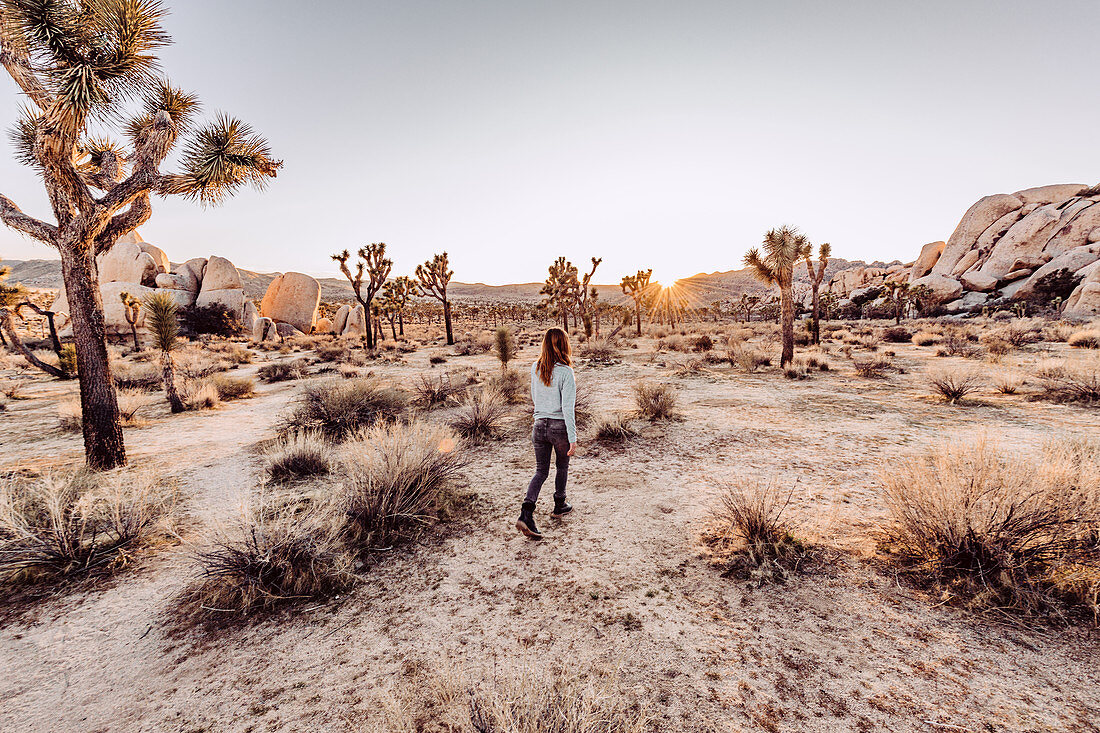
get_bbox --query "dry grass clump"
[701,481,820,585]
[594,413,638,444]
[281,377,409,438]
[672,358,709,377]
[264,431,331,483]
[880,439,1100,621]
[58,388,150,432]
[112,359,162,391]
[222,345,254,364]
[991,369,1024,395]
[1042,322,1077,343]
[337,422,467,550]
[412,371,466,408]
[1034,359,1100,405]
[0,468,179,585]
[912,330,943,347]
[727,345,771,373]
[579,339,618,362]
[880,326,912,343]
[212,374,255,401]
[180,379,220,411]
[492,368,529,404]
[692,333,714,352]
[258,359,308,383]
[1068,329,1100,349]
[633,381,678,421]
[451,387,509,442]
[927,365,983,403]
[364,663,651,733]
[979,332,1012,359]
[853,355,891,379]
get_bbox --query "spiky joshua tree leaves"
[620,269,652,337]
[143,291,183,413]
[0,1,282,468]
[744,226,811,367]
[332,243,392,349]
[416,252,455,345]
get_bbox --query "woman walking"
[517,327,577,539]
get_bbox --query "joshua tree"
[882,281,912,325]
[119,292,141,350]
[0,2,281,468]
[744,226,811,367]
[620,269,653,336]
[738,293,761,323]
[804,242,831,344]
[577,257,602,337]
[416,252,455,345]
[333,243,392,349]
[378,279,407,341]
[540,257,579,331]
[494,326,515,371]
[387,275,415,336]
[144,292,183,414]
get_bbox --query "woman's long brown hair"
[536,327,572,386]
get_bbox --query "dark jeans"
[526,418,570,504]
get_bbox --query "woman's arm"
[561,367,577,445]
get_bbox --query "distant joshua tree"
[333,244,392,349]
[744,226,811,367]
[620,269,653,336]
[416,252,455,345]
[738,293,761,323]
[389,275,416,336]
[541,257,579,331]
[577,257,602,337]
[120,292,141,350]
[0,1,281,468]
[144,292,184,414]
[804,242,831,344]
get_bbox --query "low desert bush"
[212,374,255,401]
[413,371,465,408]
[979,333,1012,359]
[927,366,983,403]
[594,413,639,444]
[113,360,162,391]
[672,358,708,377]
[701,481,819,584]
[429,354,447,365]
[492,368,528,404]
[281,377,409,439]
[451,387,509,442]
[991,370,1024,395]
[783,363,808,380]
[633,381,678,421]
[1068,330,1100,349]
[0,468,179,585]
[692,334,714,352]
[181,379,220,411]
[880,439,1100,621]
[258,359,308,383]
[264,431,331,483]
[1042,322,1077,343]
[337,421,467,550]
[1034,359,1100,405]
[853,355,891,379]
[912,330,942,347]
[881,326,912,343]
[59,388,150,431]
[727,346,771,373]
[579,339,618,361]
[223,345,254,364]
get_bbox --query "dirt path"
[2,343,1100,732]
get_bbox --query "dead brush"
[0,468,179,585]
[280,377,409,439]
[338,421,468,550]
[991,369,1024,395]
[579,338,618,362]
[491,368,529,404]
[264,431,332,483]
[178,494,354,622]
[727,345,771,373]
[672,358,708,377]
[633,381,679,421]
[594,413,639,444]
[212,374,254,401]
[927,366,983,403]
[258,359,308,383]
[1068,329,1100,349]
[412,371,465,408]
[701,481,820,584]
[853,355,891,379]
[180,379,220,411]
[451,387,509,442]
[1033,358,1100,405]
[58,389,149,432]
[879,438,1100,622]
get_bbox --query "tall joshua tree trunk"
[442,301,454,344]
[61,247,125,468]
[779,279,795,368]
[162,351,184,413]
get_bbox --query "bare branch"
[95,192,152,255]
[0,193,58,245]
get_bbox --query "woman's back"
[531,361,577,442]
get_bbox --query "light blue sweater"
[531,361,577,442]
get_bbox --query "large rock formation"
[259,272,321,333]
[827,183,1100,315]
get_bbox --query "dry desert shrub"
[672,358,708,377]
[58,388,150,431]
[1042,322,1078,343]
[0,468,179,585]
[579,338,618,361]
[264,431,331,483]
[727,345,771,372]
[258,358,308,383]
[281,377,409,438]
[363,663,651,733]
[912,329,943,347]
[1034,359,1100,405]
[927,365,983,403]
[412,370,466,408]
[492,368,529,404]
[212,373,254,401]
[880,325,912,343]
[991,369,1024,395]
[180,379,220,411]
[1068,329,1100,349]
[451,387,509,442]
[979,332,1012,359]
[594,413,638,444]
[221,345,254,364]
[701,481,820,584]
[692,333,714,352]
[173,349,233,380]
[633,381,678,421]
[853,355,891,379]
[112,359,162,391]
[783,362,808,380]
[880,438,1100,621]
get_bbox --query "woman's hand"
[567,442,577,456]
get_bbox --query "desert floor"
[1,325,1099,733]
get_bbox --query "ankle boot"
[516,501,542,539]
[551,498,573,518]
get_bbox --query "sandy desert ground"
[1,320,1099,733]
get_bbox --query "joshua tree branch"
[0,13,51,110]
[95,193,152,255]
[0,307,68,378]
[0,193,58,245]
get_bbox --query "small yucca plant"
[143,292,185,413]
[494,327,516,371]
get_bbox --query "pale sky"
[2,0,1098,286]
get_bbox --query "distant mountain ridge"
[1,257,890,305]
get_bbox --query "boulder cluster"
[50,232,325,340]
[827,183,1100,317]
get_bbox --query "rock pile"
[827,184,1100,317]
